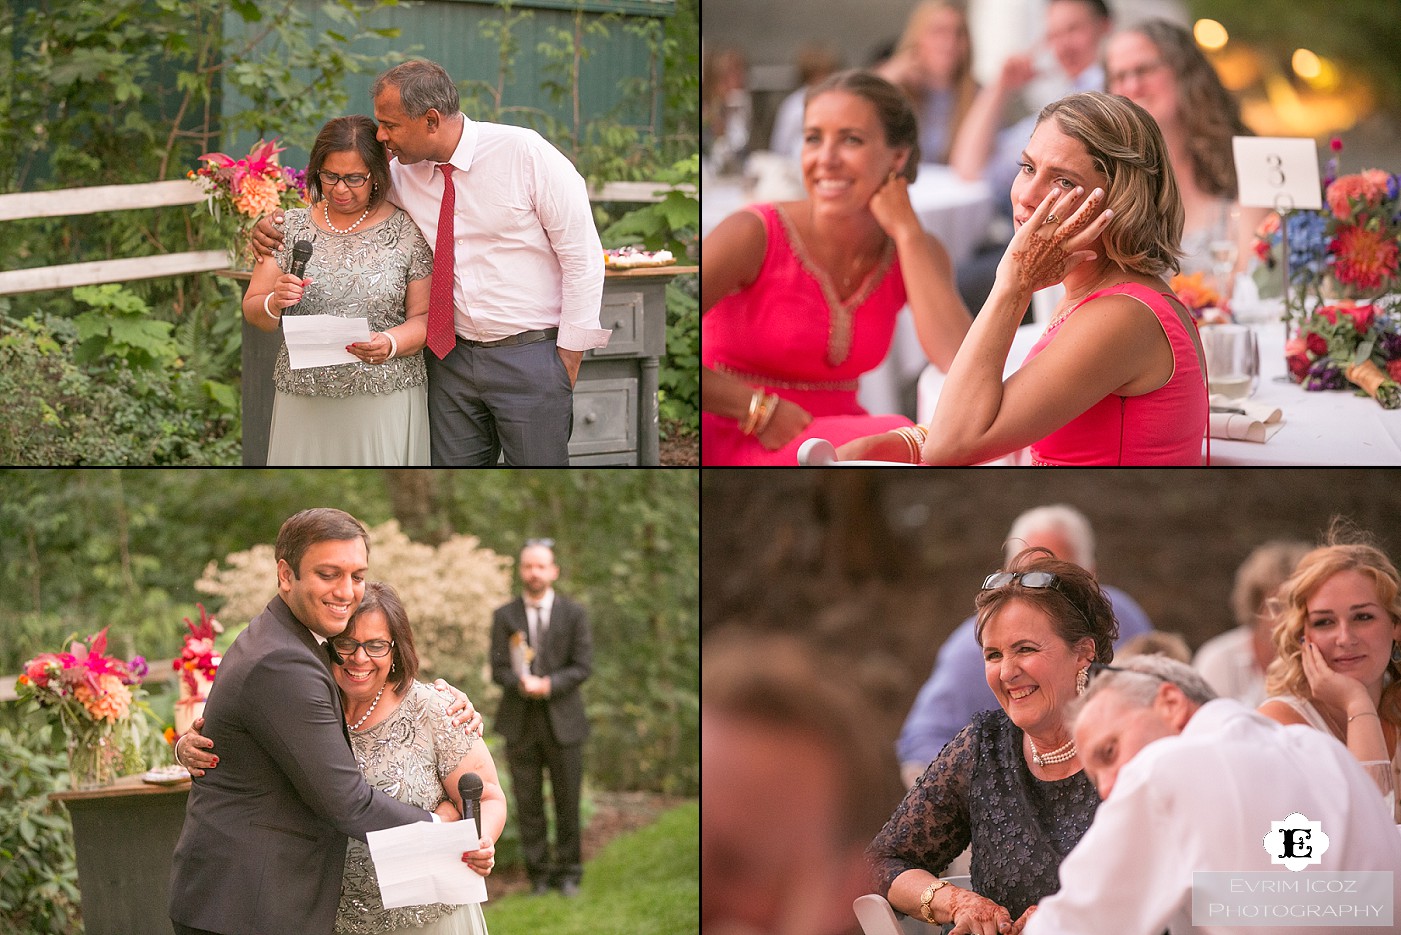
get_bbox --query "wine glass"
[1208,206,1241,304]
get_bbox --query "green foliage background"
[0,468,699,795]
[0,0,701,461]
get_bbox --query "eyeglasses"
[1106,60,1166,90]
[318,171,370,189]
[525,538,555,549]
[981,571,1091,627]
[330,637,394,658]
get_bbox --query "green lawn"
[481,800,698,934]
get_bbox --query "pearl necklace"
[347,684,385,731]
[324,200,372,234]
[1028,736,1077,767]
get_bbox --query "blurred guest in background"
[1104,18,1267,288]
[1193,539,1311,707]
[897,504,1151,788]
[702,70,971,465]
[875,0,979,165]
[704,46,754,175]
[950,0,1111,196]
[702,630,904,935]
[1259,530,1401,820]
[769,43,844,161]
[1027,654,1401,935]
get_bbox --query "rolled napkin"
[1208,394,1282,425]
[1208,395,1284,443]
[1209,412,1284,443]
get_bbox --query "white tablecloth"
[916,316,1401,465]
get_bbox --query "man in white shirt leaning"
[1025,655,1401,935]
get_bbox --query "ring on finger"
[1044,213,1059,224]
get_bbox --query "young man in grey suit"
[489,539,593,896]
[169,508,470,935]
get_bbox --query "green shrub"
[0,720,81,935]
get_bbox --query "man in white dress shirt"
[1024,655,1401,935]
[370,60,608,465]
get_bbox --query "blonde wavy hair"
[892,0,978,163]
[1263,535,1401,726]
[1036,91,1185,277]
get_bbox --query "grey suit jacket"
[169,595,430,935]
[489,592,592,746]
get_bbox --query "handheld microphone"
[458,772,484,840]
[285,240,314,315]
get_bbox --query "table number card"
[1232,137,1322,210]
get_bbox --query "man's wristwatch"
[920,878,950,924]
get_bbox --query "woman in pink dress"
[702,70,972,465]
[837,91,1208,465]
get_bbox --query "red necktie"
[425,163,457,359]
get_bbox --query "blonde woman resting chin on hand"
[837,91,1209,466]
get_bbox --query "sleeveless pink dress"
[702,203,914,465]
[1023,282,1207,465]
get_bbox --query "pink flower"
[1326,171,1391,220]
[24,653,67,686]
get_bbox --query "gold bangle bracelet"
[920,878,950,924]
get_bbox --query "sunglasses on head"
[981,570,1091,628]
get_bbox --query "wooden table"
[50,774,190,935]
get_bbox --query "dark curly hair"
[975,546,1119,664]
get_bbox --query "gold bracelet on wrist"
[920,878,950,924]
[739,389,765,435]
[752,393,780,436]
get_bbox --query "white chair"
[852,877,971,935]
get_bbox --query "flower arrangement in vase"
[173,603,222,737]
[16,629,149,790]
[189,138,309,269]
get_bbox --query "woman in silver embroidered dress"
[243,115,434,465]
[331,581,506,935]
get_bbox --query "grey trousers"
[426,337,573,465]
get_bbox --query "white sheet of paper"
[1232,136,1323,210]
[281,315,372,370]
[367,821,487,909]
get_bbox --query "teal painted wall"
[223,0,675,170]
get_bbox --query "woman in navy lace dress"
[868,548,1119,933]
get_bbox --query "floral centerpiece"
[1253,140,1401,406]
[173,603,222,737]
[1284,303,1401,407]
[189,138,308,269]
[16,629,149,790]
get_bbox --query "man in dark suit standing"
[169,509,456,935]
[490,539,593,897]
